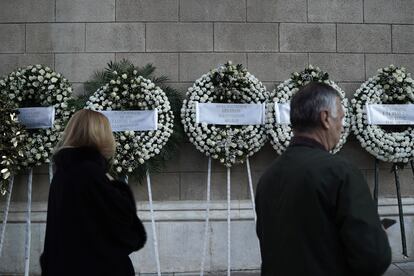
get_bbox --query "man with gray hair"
[255,82,391,276]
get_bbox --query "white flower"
[2,171,10,180]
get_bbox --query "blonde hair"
[57,109,116,159]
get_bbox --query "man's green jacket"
[255,137,391,276]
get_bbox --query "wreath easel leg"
[24,168,33,276]
[373,158,379,209]
[146,170,161,276]
[393,164,408,258]
[246,158,256,223]
[0,176,14,258]
[200,157,212,276]
[48,163,53,185]
[226,167,231,276]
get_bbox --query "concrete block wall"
[0,0,412,201]
[0,0,414,274]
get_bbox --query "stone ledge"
[0,198,413,274]
[2,198,413,222]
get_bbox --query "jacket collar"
[53,146,109,170]
[289,136,327,151]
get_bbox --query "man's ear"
[320,110,330,129]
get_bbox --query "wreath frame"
[78,60,183,182]
[0,64,75,167]
[266,65,351,155]
[181,61,269,167]
[351,65,414,164]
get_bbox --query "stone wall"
[0,0,414,274]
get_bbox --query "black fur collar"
[53,146,108,171]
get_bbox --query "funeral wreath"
[84,60,182,181]
[266,65,351,155]
[0,65,75,167]
[181,61,269,167]
[351,65,414,163]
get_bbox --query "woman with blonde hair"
[40,109,146,276]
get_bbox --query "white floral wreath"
[0,65,75,167]
[351,65,414,163]
[86,70,174,174]
[181,61,269,167]
[266,65,351,155]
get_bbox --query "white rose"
[2,171,10,180]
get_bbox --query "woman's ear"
[320,110,330,130]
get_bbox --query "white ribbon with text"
[195,103,265,125]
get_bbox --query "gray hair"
[290,82,340,133]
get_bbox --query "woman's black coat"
[40,147,146,276]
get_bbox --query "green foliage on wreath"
[290,66,329,85]
[211,63,251,103]
[377,65,414,104]
[0,93,26,195]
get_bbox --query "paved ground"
[2,263,414,275]
[135,262,414,275]
[224,263,414,275]
[177,262,414,275]
[384,262,414,275]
